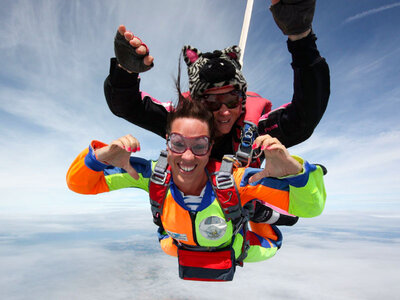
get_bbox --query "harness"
[149,151,250,281]
[236,120,260,166]
[149,151,248,244]
[236,91,272,166]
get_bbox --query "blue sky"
[1,0,400,299]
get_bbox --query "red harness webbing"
[206,156,243,227]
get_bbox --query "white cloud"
[344,2,400,23]
[1,210,399,300]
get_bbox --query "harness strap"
[236,121,260,165]
[150,150,169,185]
[207,156,243,224]
[207,156,250,265]
[235,221,250,266]
[149,150,170,226]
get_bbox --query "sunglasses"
[167,133,211,156]
[200,91,242,112]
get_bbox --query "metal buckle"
[215,174,234,189]
[150,170,168,185]
[236,121,259,165]
[215,155,239,189]
[222,155,241,168]
[150,150,169,185]
[236,147,253,165]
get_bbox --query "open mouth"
[178,163,196,173]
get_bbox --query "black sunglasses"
[200,90,242,112]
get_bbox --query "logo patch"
[199,216,227,240]
[166,230,188,241]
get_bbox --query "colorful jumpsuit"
[67,141,326,263]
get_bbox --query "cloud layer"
[1,209,399,299]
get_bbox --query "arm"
[104,25,171,138]
[258,0,330,147]
[237,157,325,218]
[258,32,330,147]
[66,139,154,195]
[236,134,326,218]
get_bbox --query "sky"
[0,0,399,299]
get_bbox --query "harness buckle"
[150,150,169,185]
[150,170,168,185]
[215,155,239,189]
[215,174,234,189]
[236,121,259,165]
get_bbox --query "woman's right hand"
[95,134,141,179]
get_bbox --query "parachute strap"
[236,92,272,166]
[236,121,260,165]
[150,150,169,185]
[207,156,243,226]
[235,222,250,266]
[149,150,171,224]
[215,155,240,189]
[207,156,250,266]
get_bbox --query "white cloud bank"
[0,209,399,300]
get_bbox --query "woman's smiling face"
[167,117,212,195]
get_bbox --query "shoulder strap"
[149,150,171,226]
[207,156,251,265]
[207,156,245,233]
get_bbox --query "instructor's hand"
[249,135,302,183]
[114,25,154,73]
[270,0,315,37]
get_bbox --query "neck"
[174,172,208,196]
[214,130,224,138]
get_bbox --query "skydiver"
[67,97,326,281]
[104,0,330,167]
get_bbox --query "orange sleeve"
[248,221,278,241]
[66,148,110,195]
[233,167,290,212]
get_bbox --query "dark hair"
[166,62,215,141]
[166,94,215,142]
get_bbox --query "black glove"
[114,31,153,73]
[270,0,316,35]
[251,200,299,226]
[252,201,273,223]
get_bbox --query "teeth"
[180,165,195,172]
[220,120,229,123]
